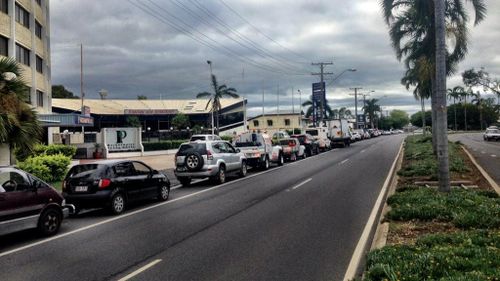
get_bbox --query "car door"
[131,162,157,199]
[224,142,240,171]
[0,169,39,224]
[112,162,136,200]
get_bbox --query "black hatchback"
[62,160,170,215]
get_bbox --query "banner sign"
[105,127,140,152]
[124,109,178,115]
[312,82,326,125]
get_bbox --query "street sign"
[312,82,326,126]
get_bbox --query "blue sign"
[312,82,326,125]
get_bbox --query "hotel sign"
[124,109,178,115]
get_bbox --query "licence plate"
[75,186,88,192]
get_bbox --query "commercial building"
[0,0,51,112]
[247,113,306,134]
[51,98,246,132]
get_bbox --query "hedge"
[17,154,71,183]
[16,144,77,162]
[143,140,186,151]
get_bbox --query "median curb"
[342,139,405,281]
[461,145,500,195]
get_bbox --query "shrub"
[220,135,233,142]
[16,144,77,161]
[143,140,186,151]
[18,154,71,183]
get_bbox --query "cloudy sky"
[50,0,500,117]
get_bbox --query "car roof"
[72,159,147,166]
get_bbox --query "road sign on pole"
[312,82,325,126]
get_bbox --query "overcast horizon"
[51,0,500,117]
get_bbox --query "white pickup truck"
[234,132,284,169]
[326,119,352,147]
[305,127,331,151]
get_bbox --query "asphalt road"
[0,134,404,281]
[449,132,500,185]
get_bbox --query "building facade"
[0,0,51,113]
[248,113,304,134]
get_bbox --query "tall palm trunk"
[464,95,467,131]
[435,0,450,192]
[454,97,457,131]
[431,75,437,153]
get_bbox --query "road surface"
[0,134,404,281]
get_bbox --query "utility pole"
[80,43,84,134]
[349,87,362,129]
[207,60,214,135]
[291,86,294,114]
[312,62,333,126]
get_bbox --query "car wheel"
[215,165,226,184]
[302,152,307,159]
[239,161,247,177]
[110,193,126,215]
[184,152,204,171]
[179,177,191,187]
[261,156,270,170]
[38,208,62,236]
[158,185,170,201]
[278,153,284,166]
[290,153,297,162]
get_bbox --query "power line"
[218,0,311,63]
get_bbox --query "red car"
[0,167,74,236]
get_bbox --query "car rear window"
[292,135,306,144]
[190,136,206,141]
[487,129,499,133]
[178,143,207,155]
[305,130,318,136]
[67,164,105,178]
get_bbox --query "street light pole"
[207,60,214,135]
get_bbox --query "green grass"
[363,230,500,281]
[397,136,469,178]
[49,181,62,192]
[386,187,500,229]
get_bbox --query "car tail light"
[289,141,295,147]
[207,150,214,160]
[98,178,111,189]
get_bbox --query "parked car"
[291,134,320,157]
[63,160,170,215]
[175,140,247,186]
[234,132,283,169]
[351,130,362,141]
[272,131,290,141]
[304,127,331,151]
[483,127,500,141]
[326,119,351,147]
[0,167,74,236]
[277,138,304,161]
[189,134,222,141]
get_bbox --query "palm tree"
[363,99,381,129]
[302,96,333,120]
[0,57,42,163]
[338,107,352,119]
[447,86,465,131]
[460,88,473,131]
[470,91,485,130]
[197,74,238,133]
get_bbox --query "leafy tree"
[389,109,410,129]
[462,68,500,97]
[410,110,432,128]
[0,57,42,164]
[137,95,148,100]
[125,116,141,128]
[363,99,381,129]
[171,113,190,130]
[52,85,78,99]
[197,74,238,133]
[302,96,333,119]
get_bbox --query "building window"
[284,119,291,126]
[36,90,43,107]
[35,21,42,39]
[267,120,273,127]
[0,35,7,56]
[26,87,32,104]
[15,4,30,28]
[15,44,30,66]
[36,56,43,73]
[0,0,7,14]
[253,120,259,127]
[35,0,42,6]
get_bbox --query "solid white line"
[492,155,497,158]
[0,154,306,258]
[291,178,312,190]
[342,140,404,281]
[340,159,349,165]
[360,150,366,153]
[117,259,162,281]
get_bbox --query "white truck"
[234,132,284,169]
[326,119,352,147]
[304,127,331,151]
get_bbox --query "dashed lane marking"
[291,178,312,190]
[117,259,162,281]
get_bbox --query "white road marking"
[340,159,349,165]
[117,259,162,281]
[343,140,404,281]
[291,178,312,190]
[492,155,497,158]
[0,150,334,258]
[360,150,366,153]
[481,151,486,154]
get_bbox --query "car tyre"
[184,152,204,171]
[261,156,270,170]
[179,177,191,187]
[38,208,62,236]
[110,193,126,215]
[213,165,226,184]
[278,153,284,166]
[290,152,297,162]
[158,185,170,201]
[239,161,247,177]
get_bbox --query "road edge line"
[342,139,404,281]
[117,259,162,281]
[461,146,500,195]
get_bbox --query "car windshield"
[487,129,499,133]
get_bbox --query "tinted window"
[178,143,207,155]
[114,162,134,177]
[225,142,237,153]
[132,162,151,175]
[0,170,30,192]
[211,142,224,153]
[67,164,104,178]
[305,130,318,136]
[0,35,7,56]
[190,136,206,141]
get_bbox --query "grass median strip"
[360,135,500,281]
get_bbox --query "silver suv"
[174,140,247,186]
